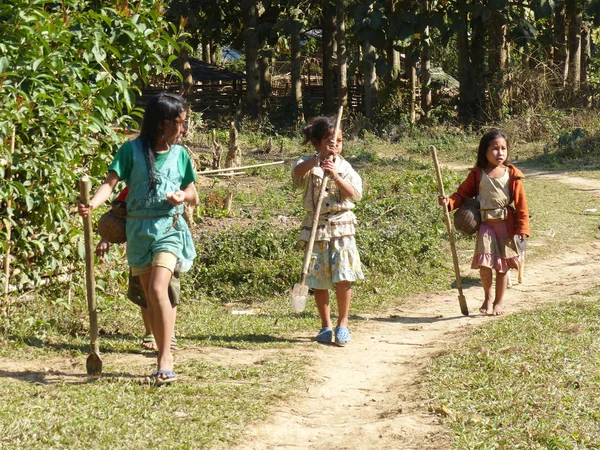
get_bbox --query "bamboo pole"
[3,127,15,313]
[197,160,284,175]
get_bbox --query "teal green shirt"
[108,140,196,188]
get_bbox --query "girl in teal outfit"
[78,93,198,384]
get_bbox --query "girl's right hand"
[438,195,449,206]
[78,201,93,217]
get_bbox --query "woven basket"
[97,201,127,244]
[453,197,480,236]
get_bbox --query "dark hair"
[302,116,336,146]
[476,129,509,168]
[139,92,187,193]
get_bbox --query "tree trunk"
[211,42,217,65]
[363,40,378,119]
[242,0,261,120]
[322,2,336,115]
[581,20,591,106]
[471,12,487,124]
[259,53,272,112]
[488,10,509,120]
[226,122,241,168]
[408,42,417,124]
[420,0,431,122]
[553,1,568,87]
[202,39,211,63]
[177,48,194,101]
[566,0,582,99]
[385,0,400,82]
[336,0,348,109]
[457,14,473,125]
[290,19,304,122]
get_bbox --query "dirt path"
[236,171,600,450]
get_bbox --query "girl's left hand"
[166,190,185,205]
[321,158,336,178]
[517,233,526,243]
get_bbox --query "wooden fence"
[140,80,365,121]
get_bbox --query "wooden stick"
[299,105,344,282]
[198,160,284,175]
[203,171,246,177]
[80,176,102,375]
[431,145,469,316]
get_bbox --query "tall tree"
[322,0,336,114]
[363,39,378,119]
[553,1,568,86]
[488,8,509,120]
[385,0,401,82]
[456,11,474,124]
[336,0,348,108]
[408,42,418,124]
[566,0,582,98]
[242,0,261,119]
[471,10,487,123]
[581,19,591,105]
[420,0,432,121]
[289,12,304,121]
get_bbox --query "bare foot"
[479,300,492,315]
[492,304,505,316]
[141,334,157,351]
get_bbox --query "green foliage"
[0,0,183,287]
[545,127,600,159]
[189,223,300,302]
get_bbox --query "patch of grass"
[523,174,600,261]
[427,298,600,448]
[0,355,306,449]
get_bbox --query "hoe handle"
[431,146,469,316]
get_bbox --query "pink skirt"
[471,220,519,273]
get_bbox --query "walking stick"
[430,146,469,316]
[291,105,343,312]
[80,176,103,376]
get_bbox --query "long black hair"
[139,92,187,193]
[476,129,509,168]
[302,116,336,146]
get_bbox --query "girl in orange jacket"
[439,129,529,316]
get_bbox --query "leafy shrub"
[188,223,300,303]
[0,0,183,288]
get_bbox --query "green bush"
[0,0,184,288]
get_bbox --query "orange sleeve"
[447,169,478,212]
[512,178,530,237]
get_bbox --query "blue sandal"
[152,369,177,385]
[335,327,351,346]
[315,327,333,343]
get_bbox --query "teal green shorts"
[305,236,364,290]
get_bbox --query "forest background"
[3,0,600,296]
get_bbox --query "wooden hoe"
[80,176,103,376]
[431,146,469,316]
[291,105,343,312]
